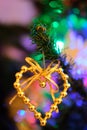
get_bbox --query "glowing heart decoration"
[10,57,70,126]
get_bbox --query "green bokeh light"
[49,1,58,8]
[54,40,64,53]
[79,18,87,28]
[54,9,62,14]
[52,21,59,28]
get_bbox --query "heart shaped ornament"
[12,57,70,126]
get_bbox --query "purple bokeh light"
[20,35,36,52]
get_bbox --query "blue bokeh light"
[63,97,72,107]
[17,110,26,117]
[83,125,87,130]
[76,99,83,107]
[48,119,57,126]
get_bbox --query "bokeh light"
[54,40,64,53]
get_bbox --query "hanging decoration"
[10,57,70,126]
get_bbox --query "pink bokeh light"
[0,0,39,25]
[1,45,27,61]
[83,78,87,88]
